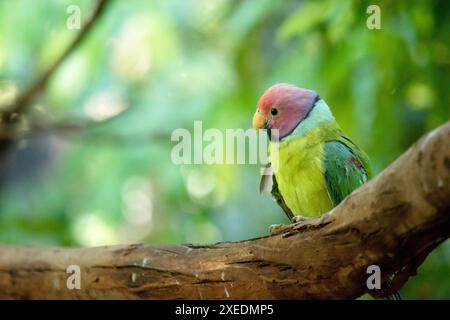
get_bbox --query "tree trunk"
[0,122,449,299]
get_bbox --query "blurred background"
[0,0,448,299]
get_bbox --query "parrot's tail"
[386,291,403,300]
[382,272,403,300]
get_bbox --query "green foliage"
[0,0,448,299]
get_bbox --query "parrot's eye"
[270,108,278,116]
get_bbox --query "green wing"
[323,137,371,206]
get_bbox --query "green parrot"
[253,83,371,220]
[252,83,401,300]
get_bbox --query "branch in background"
[0,122,449,299]
[0,0,111,124]
[0,118,171,147]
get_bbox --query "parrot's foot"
[269,215,319,235]
[269,223,291,235]
[269,216,310,235]
[291,215,308,223]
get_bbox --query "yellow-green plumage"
[274,125,335,216]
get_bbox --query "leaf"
[278,0,331,42]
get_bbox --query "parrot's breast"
[270,125,335,217]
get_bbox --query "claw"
[269,223,290,235]
[291,215,308,223]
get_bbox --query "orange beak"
[252,111,267,130]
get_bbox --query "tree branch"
[0,122,449,299]
[0,0,110,124]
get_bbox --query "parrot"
[253,83,372,221]
[252,83,402,300]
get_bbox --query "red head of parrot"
[253,83,318,140]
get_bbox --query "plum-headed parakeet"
[253,85,402,300]
[253,83,372,222]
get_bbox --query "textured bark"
[0,122,449,300]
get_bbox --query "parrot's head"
[253,83,319,140]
